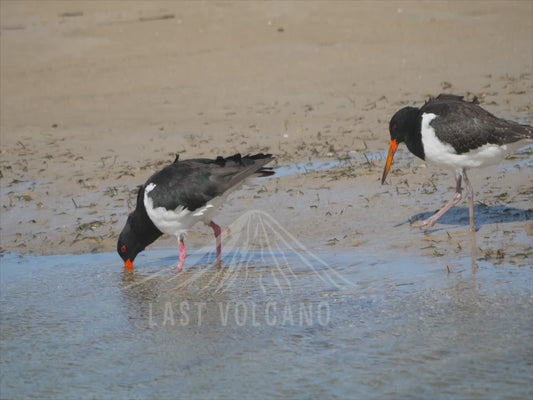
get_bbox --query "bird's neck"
[133,202,163,247]
[404,117,425,161]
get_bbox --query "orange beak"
[125,259,134,272]
[381,139,398,184]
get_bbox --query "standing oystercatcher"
[118,153,274,272]
[381,94,532,231]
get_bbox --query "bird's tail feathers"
[214,153,275,188]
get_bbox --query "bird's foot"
[412,217,437,231]
[177,262,184,273]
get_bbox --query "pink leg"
[462,170,476,232]
[210,220,222,265]
[177,239,187,272]
[414,170,463,230]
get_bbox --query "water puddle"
[1,249,531,399]
[273,151,384,178]
[500,144,533,172]
[272,144,532,179]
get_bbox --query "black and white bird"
[382,94,532,231]
[117,153,274,272]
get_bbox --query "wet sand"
[1,1,532,266]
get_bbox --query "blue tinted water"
[1,249,531,399]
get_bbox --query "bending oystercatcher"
[381,94,532,231]
[118,153,274,271]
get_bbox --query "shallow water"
[1,247,532,399]
[273,151,384,178]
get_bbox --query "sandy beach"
[1,1,532,265]
[1,3,533,398]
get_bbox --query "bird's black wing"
[423,95,532,154]
[146,153,274,211]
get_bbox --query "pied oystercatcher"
[381,94,532,231]
[118,153,274,271]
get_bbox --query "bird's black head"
[382,106,420,184]
[389,106,419,144]
[117,214,145,271]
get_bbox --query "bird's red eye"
[121,245,127,253]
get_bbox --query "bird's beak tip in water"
[125,259,134,272]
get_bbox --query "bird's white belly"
[143,183,219,238]
[421,113,507,170]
